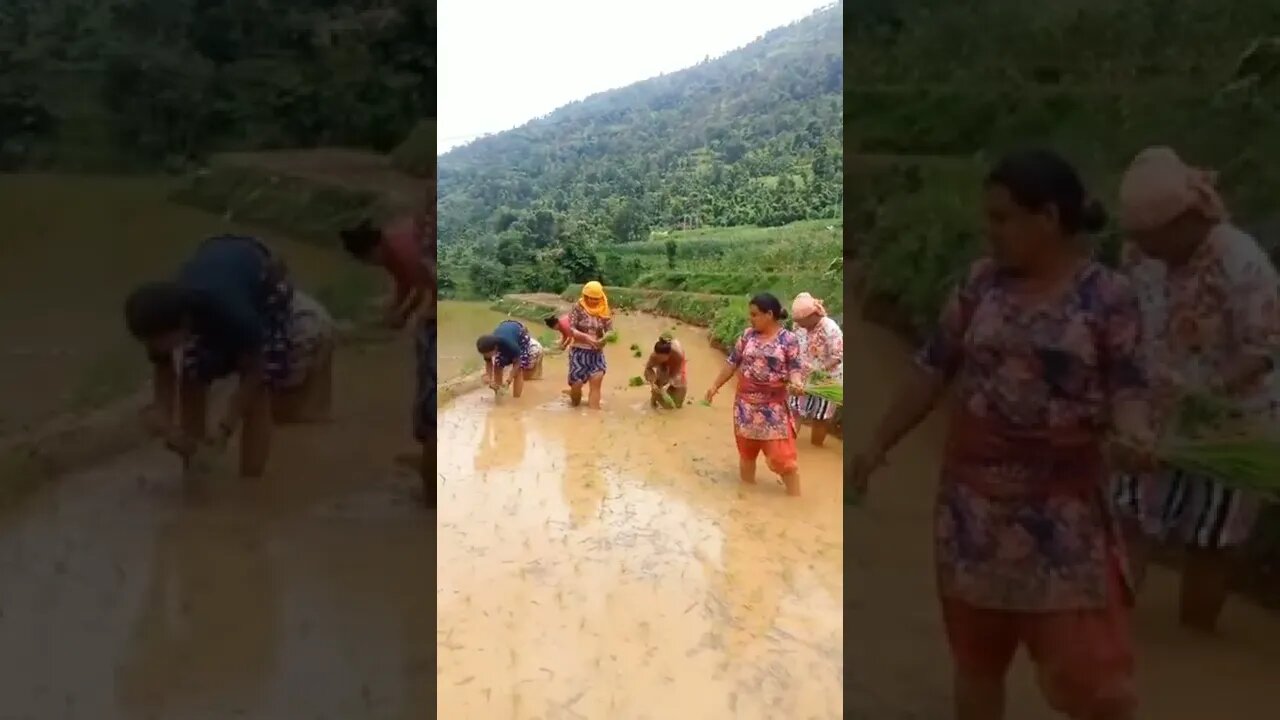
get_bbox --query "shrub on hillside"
[619,220,840,258]
[171,163,391,245]
[490,297,560,322]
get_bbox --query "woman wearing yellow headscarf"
[566,281,612,408]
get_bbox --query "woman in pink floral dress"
[789,292,844,446]
[705,293,806,496]
[1115,146,1280,632]
[850,150,1154,719]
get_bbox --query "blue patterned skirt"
[567,347,607,386]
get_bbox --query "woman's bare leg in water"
[1180,547,1235,632]
[587,373,604,409]
[568,383,584,406]
[810,419,829,447]
[781,470,801,496]
[511,366,525,398]
[239,392,273,478]
[1120,519,1150,593]
[739,455,757,485]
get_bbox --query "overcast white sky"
[437,0,837,153]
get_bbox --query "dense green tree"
[0,0,435,168]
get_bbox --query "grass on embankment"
[633,269,843,302]
[490,297,565,323]
[171,161,397,247]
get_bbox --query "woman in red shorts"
[849,150,1155,719]
[704,293,806,496]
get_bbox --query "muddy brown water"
[436,306,845,718]
[0,330,430,718]
[0,174,386,435]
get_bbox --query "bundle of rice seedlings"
[1158,436,1280,499]
[632,349,643,358]
[604,331,619,344]
[805,382,843,406]
[627,376,645,387]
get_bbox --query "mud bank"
[436,312,845,718]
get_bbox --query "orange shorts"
[940,557,1135,718]
[735,436,798,474]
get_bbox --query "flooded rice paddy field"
[0,174,381,434]
[436,306,845,718]
[0,335,432,719]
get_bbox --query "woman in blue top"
[123,235,334,478]
[476,319,536,399]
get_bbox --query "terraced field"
[490,219,843,350]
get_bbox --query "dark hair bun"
[779,308,789,320]
[1080,199,1108,234]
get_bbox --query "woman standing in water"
[850,150,1154,720]
[789,292,844,447]
[1112,146,1280,632]
[566,281,611,408]
[705,293,806,496]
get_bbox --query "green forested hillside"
[437,2,842,298]
[846,0,1280,332]
[0,0,433,170]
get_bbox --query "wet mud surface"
[436,309,844,719]
[0,338,431,720]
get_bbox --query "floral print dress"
[1134,224,1280,549]
[790,316,844,421]
[727,328,803,440]
[917,258,1147,611]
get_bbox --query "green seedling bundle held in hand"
[804,382,843,405]
[1157,437,1280,500]
[1131,390,1280,500]
[603,331,619,344]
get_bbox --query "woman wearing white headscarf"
[1114,146,1280,632]
[788,292,843,446]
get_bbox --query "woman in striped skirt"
[1112,147,1280,632]
[788,293,843,447]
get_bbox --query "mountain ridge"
[437,2,843,249]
